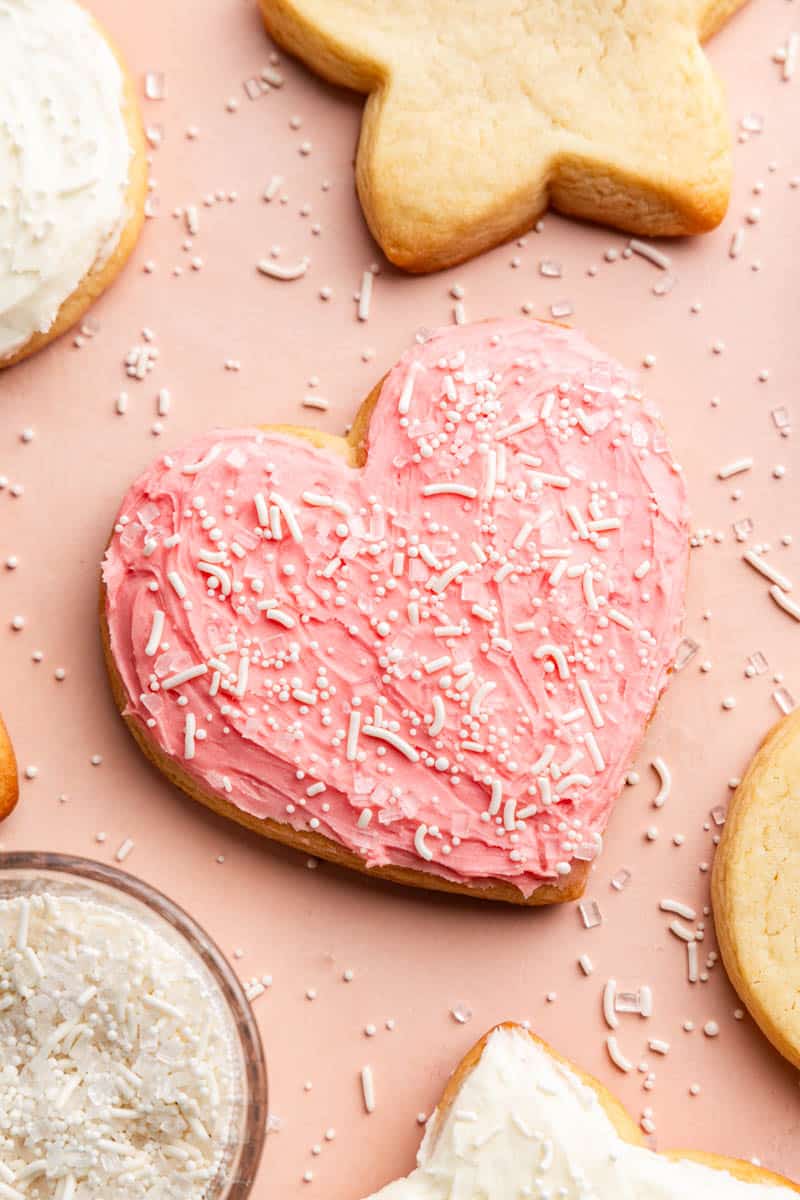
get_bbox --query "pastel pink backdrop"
[1,0,799,1194]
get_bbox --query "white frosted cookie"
[713,709,800,1069]
[0,712,18,823]
[260,0,748,272]
[365,1024,799,1200]
[0,0,147,367]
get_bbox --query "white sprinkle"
[429,695,446,737]
[357,808,372,829]
[718,457,753,479]
[587,517,621,533]
[488,780,503,816]
[302,394,330,411]
[270,492,303,542]
[608,608,633,630]
[577,679,603,727]
[628,239,672,270]
[606,1034,633,1072]
[145,610,165,656]
[529,744,555,774]
[649,1039,670,1055]
[522,466,571,489]
[357,270,373,321]
[555,773,591,794]
[398,362,422,415]
[15,900,30,950]
[567,505,589,537]
[669,919,696,943]
[603,980,619,1029]
[470,681,496,716]
[414,824,433,861]
[503,798,517,832]
[651,757,671,807]
[471,541,487,564]
[494,563,514,583]
[408,601,420,625]
[784,31,799,80]
[584,731,605,771]
[184,712,197,759]
[161,664,208,689]
[687,940,699,983]
[429,561,469,593]
[116,838,135,863]
[363,726,419,762]
[496,415,537,441]
[744,550,793,592]
[254,492,270,526]
[182,444,220,475]
[578,954,594,976]
[257,257,309,280]
[425,658,452,678]
[198,562,232,596]
[484,450,497,501]
[534,643,569,679]
[660,899,696,920]
[513,522,534,550]
[582,569,599,611]
[422,483,477,499]
[360,1066,376,1112]
[307,781,326,797]
[302,491,335,508]
[729,229,744,259]
[265,609,295,628]
[634,559,651,580]
[264,174,283,201]
[346,711,361,761]
[167,571,187,599]
[770,586,800,621]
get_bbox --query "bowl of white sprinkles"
[0,852,267,1199]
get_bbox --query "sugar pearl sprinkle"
[0,892,236,1199]
[104,323,687,893]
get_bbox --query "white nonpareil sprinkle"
[0,893,236,1199]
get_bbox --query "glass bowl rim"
[0,849,267,1198]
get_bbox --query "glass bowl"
[0,850,267,1199]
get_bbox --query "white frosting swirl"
[0,0,132,359]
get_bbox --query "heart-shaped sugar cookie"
[102,320,689,904]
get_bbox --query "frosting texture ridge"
[103,320,689,896]
[0,0,131,358]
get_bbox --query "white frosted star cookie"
[0,0,147,367]
[260,0,748,271]
[364,1024,799,1200]
[713,708,800,1069]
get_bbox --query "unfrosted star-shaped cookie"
[364,1024,798,1199]
[261,0,748,271]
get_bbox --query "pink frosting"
[103,320,689,898]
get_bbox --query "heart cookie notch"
[102,320,689,903]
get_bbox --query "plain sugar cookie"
[101,320,689,905]
[713,708,800,1069]
[260,0,748,272]
[363,1024,799,1199]
[0,712,19,823]
[0,0,147,368]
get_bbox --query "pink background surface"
[2,0,800,1193]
